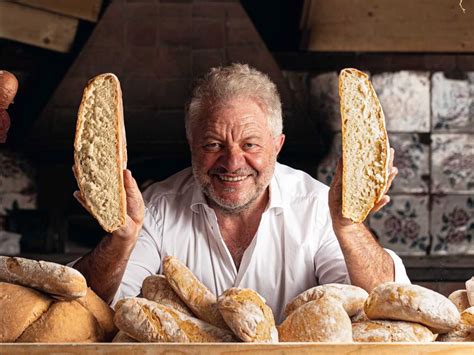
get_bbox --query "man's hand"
[328,147,398,231]
[73,169,145,244]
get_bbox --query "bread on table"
[114,297,237,343]
[449,289,471,313]
[277,296,352,342]
[352,320,435,342]
[284,283,368,318]
[466,277,474,306]
[112,330,138,343]
[437,306,474,342]
[0,256,87,299]
[74,73,127,233]
[339,68,390,223]
[351,308,370,323]
[142,274,194,316]
[162,256,227,329]
[0,282,53,342]
[364,282,460,334]
[217,287,278,343]
[17,300,105,343]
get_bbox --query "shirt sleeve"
[111,205,163,307]
[384,248,411,283]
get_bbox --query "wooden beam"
[0,2,78,53]
[11,0,103,22]
[304,0,474,52]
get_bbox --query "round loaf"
[364,282,460,333]
[351,308,369,323]
[352,320,435,342]
[218,287,278,343]
[278,296,352,342]
[284,283,368,318]
[0,282,53,342]
[0,256,87,299]
[466,277,474,306]
[437,306,474,342]
[112,331,138,343]
[448,289,471,312]
[142,274,193,316]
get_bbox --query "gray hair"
[185,63,283,142]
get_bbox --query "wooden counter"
[1,342,473,354]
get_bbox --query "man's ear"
[274,134,285,155]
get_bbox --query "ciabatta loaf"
[352,320,435,342]
[74,73,127,233]
[437,306,474,342]
[339,68,390,223]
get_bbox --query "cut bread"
[74,73,127,233]
[339,68,390,223]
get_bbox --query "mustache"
[209,167,257,176]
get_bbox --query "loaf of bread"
[466,277,474,306]
[278,296,352,342]
[162,256,227,329]
[0,282,53,342]
[76,288,117,341]
[352,320,435,342]
[112,330,138,343]
[0,256,87,299]
[284,283,368,318]
[114,297,237,343]
[74,73,127,233]
[217,287,278,343]
[364,282,460,333]
[339,68,390,223]
[142,274,193,316]
[351,309,370,323]
[17,300,104,342]
[437,306,474,342]
[449,289,471,312]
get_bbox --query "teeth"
[219,175,247,182]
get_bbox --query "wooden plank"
[304,0,474,52]
[11,0,103,22]
[0,2,78,53]
[1,343,474,354]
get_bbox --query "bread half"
[339,68,390,223]
[74,73,127,233]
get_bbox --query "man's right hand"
[73,169,145,244]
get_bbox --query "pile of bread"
[1,255,473,343]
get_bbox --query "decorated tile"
[282,71,309,110]
[431,134,474,193]
[317,133,341,186]
[0,192,37,215]
[431,72,474,132]
[372,71,430,132]
[0,150,36,193]
[389,133,429,193]
[431,195,474,255]
[369,195,429,256]
[310,72,341,131]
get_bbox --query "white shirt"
[113,162,410,323]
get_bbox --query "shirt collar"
[189,171,284,215]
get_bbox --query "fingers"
[372,195,390,213]
[123,169,145,222]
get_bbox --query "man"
[73,64,409,323]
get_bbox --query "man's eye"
[204,143,221,150]
[244,143,256,149]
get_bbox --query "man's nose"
[219,146,245,172]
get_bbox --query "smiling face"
[189,97,285,213]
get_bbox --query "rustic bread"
[449,289,471,312]
[351,308,370,323]
[364,282,460,333]
[17,300,105,342]
[76,287,118,341]
[112,330,138,343]
[352,320,435,342]
[162,256,227,329]
[437,306,474,342]
[142,274,193,316]
[0,256,87,299]
[339,68,390,223]
[74,73,127,233]
[114,297,237,343]
[277,296,352,342]
[284,283,368,318]
[466,277,474,306]
[0,282,53,342]
[217,287,278,343]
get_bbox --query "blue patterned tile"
[431,134,474,193]
[369,195,429,256]
[317,133,341,186]
[310,72,341,131]
[432,72,474,132]
[431,195,474,255]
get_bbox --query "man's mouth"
[216,175,249,182]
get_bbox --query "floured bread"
[339,68,390,223]
[74,73,127,233]
[437,306,474,342]
[352,320,435,342]
[466,277,474,306]
[449,289,471,312]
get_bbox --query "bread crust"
[339,68,390,223]
[449,289,471,313]
[0,256,87,299]
[437,306,474,342]
[466,277,474,307]
[74,73,126,233]
[352,320,435,342]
